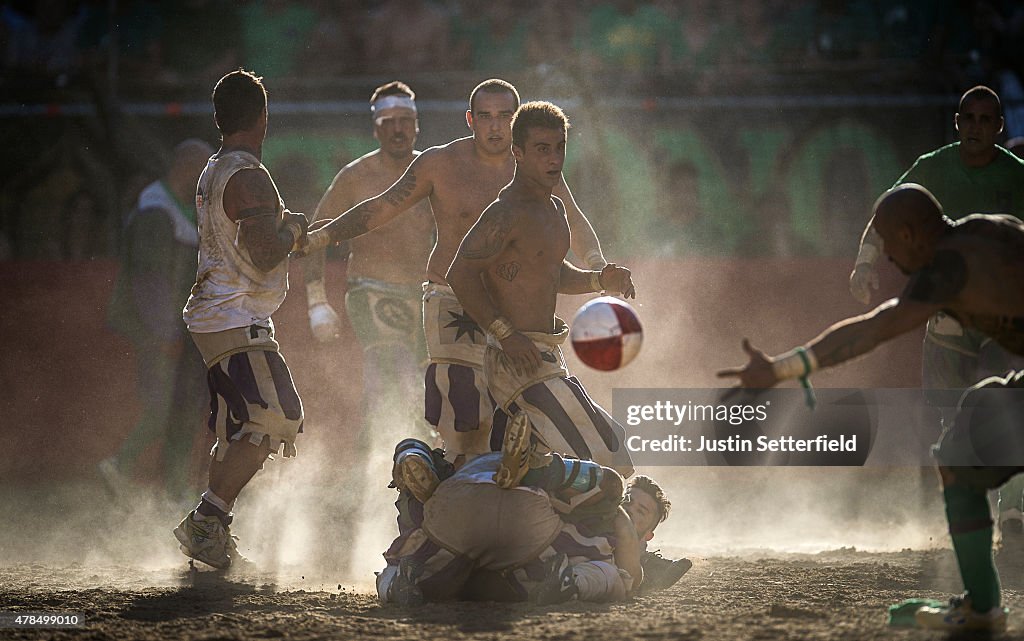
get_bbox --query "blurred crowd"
[4,0,1024,92]
[2,0,1024,261]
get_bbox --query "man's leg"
[174,346,304,569]
[915,466,1006,630]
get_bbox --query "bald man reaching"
[719,183,1024,632]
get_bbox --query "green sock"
[945,484,1001,612]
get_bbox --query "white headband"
[371,95,416,114]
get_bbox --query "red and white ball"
[570,296,643,371]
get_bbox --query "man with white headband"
[304,83,432,432]
[302,81,433,563]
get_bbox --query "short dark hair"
[627,475,671,525]
[958,85,1001,117]
[371,80,415,105]
[469,78,520,113]
[511,101,569,149]
[213,69,267,136]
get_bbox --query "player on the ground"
[378,447,680,605]
[303,79,607,465]
[173,69,309,570]
[720,184,1024,632]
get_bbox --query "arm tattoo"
[241,216,289,270]
[496,262,520,282]
[462,208,515,260]
[383,172,417,207]
[327,206,377,241]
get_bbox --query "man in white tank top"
[173,69,309,570]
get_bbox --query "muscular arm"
[446,201,517,331]
[807,298,937,369]
[718,297,940,388]
[224,168,295,272]
[317,155,432,244]
[554,176,606,268]
[558,260,600,295]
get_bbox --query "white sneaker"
[173,511,236,570]
[915,595,1008,631]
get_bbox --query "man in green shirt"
[103,139,213,502]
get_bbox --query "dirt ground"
[6,545,1024,641]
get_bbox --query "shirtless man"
[304,79,607,465]
[304,81,433,439]
[720,183,1024,632]
[444,101,635,486]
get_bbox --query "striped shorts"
[192,325,304,460]
[422,282,497,459]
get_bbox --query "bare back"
[420,137,516,284]
[935,217,1024,353]
[314,150,432,285]
[470,192,570,333]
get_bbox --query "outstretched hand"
[600,263,636,299]
[715,339,779,389]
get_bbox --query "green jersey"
[895,143,1024,219]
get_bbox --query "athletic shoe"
[173,511,237,570]
[914,595,1008,631]
[494,411,533,489]
[393,450,440,504]
[385,557,424,607]
[638,550,692,594]
[532,553,578,606]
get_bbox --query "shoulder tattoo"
[462,207,515,260]
[904,249,968,304]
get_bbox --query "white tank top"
[183,150,289,333]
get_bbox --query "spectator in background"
[451,1,527,73]
[365,0,452,73]
[655,0,734,89]
[524,0,581,90]
[3,0,84,77]
[102,139,214,504]
[239,0,317,79]
[299,0,365,76]
[159,0,239,84]
[576,0,670,75]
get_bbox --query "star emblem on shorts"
[445,310,483,343]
